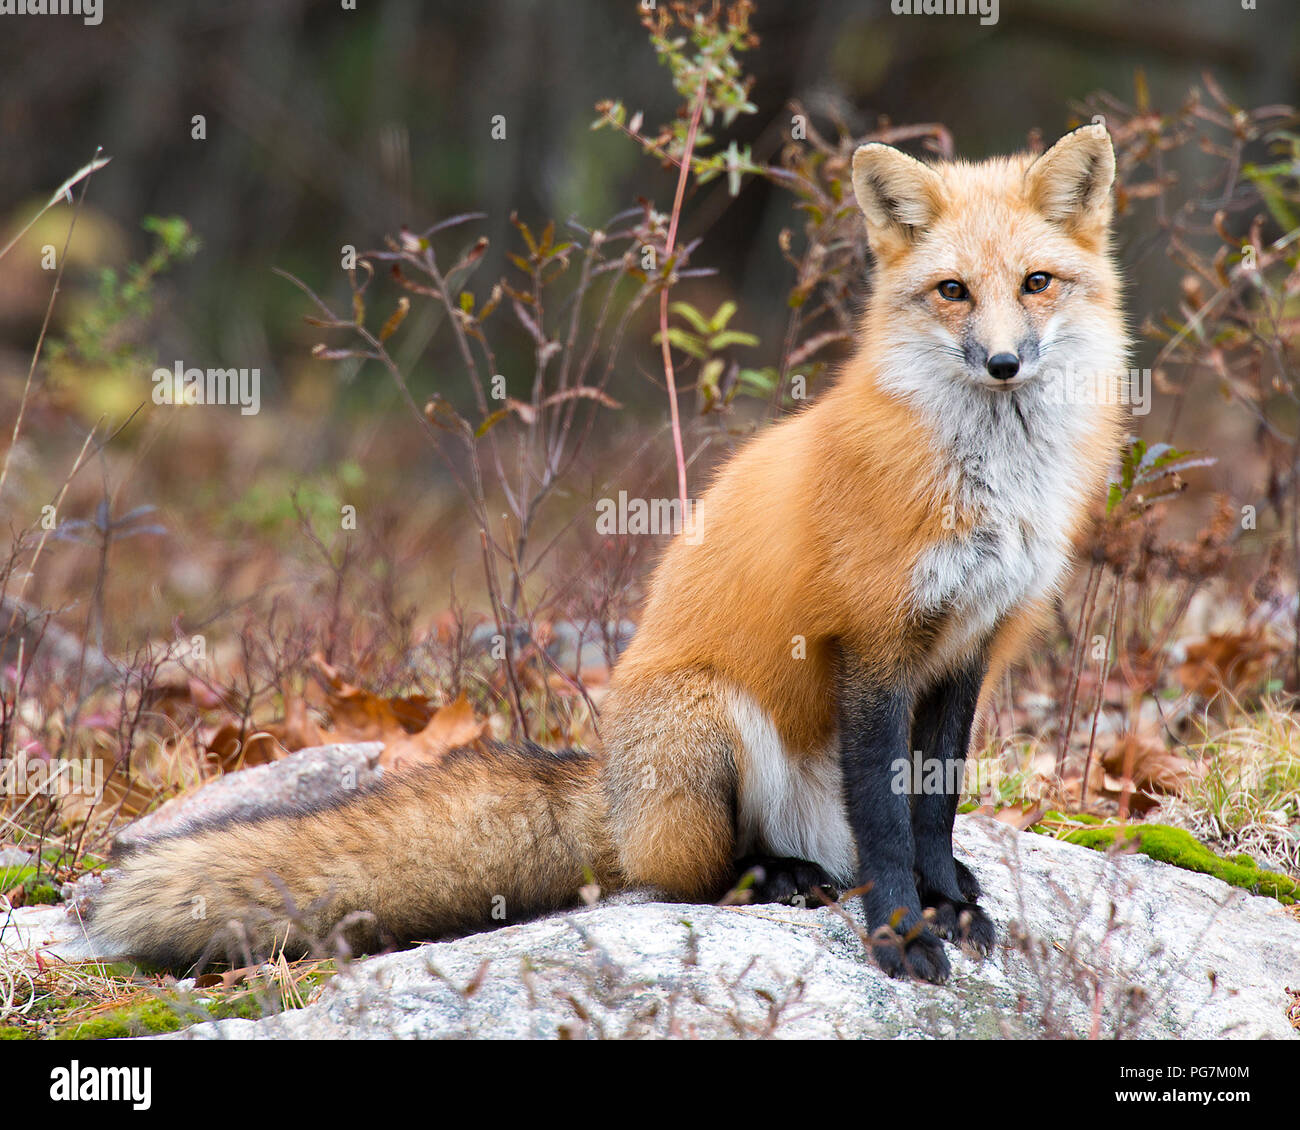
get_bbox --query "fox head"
[850,124,1125,405]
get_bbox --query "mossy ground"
[0,866,62,906]
[1054,821,1299,904]
[52,989,276,1038]
[2,846,104,908]
[56,997,187,1040]
[0,960,337,1040]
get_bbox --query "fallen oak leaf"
[1100,735,1203,797]
[205,724,287,770]
[992,804,1046,830]
[193,966,258,991]
[1101,773,1163,815]
[380,693,486,771]
[1176,627,1280,700]
[309,653,436,740]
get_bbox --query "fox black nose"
[986,353,1021,381]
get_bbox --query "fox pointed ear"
[1025,123,1116,227]
[851,143,943,248]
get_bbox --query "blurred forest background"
[3,0,1294,409]
[2,0,1300,933]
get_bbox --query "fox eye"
[1024,271,1052,294]
[936,279,969,301]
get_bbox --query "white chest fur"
[908,387,1088,669]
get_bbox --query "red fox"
[87,124,1126,983]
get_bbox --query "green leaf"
[737,368,776,393]
[668,301,712,334]
[662,328,708,359]
[707,330,758,350]
[708,300,737,332]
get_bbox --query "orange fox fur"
[88,125,1126,973]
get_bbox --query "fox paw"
[870,924,951,984]
[921,889,996,957]
[732,855,840,907]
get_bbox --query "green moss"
[25,878,60,905]
[56,998,184,1040]
[207,994,267,1021]
[0,866,61,905]
[96,962,147,979]
[1062,823,1299,904]
[0,1026,33,1040]
[0,865,36,890]
[34,956,335,1039]
[55,976,335,1038]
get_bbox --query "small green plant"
[594,0,760,191]
[1105,438,1215,517]
[653,300,761,411]
[594,0,762,511]
[48,214,200,374]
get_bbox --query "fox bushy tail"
[87,743,615,969]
